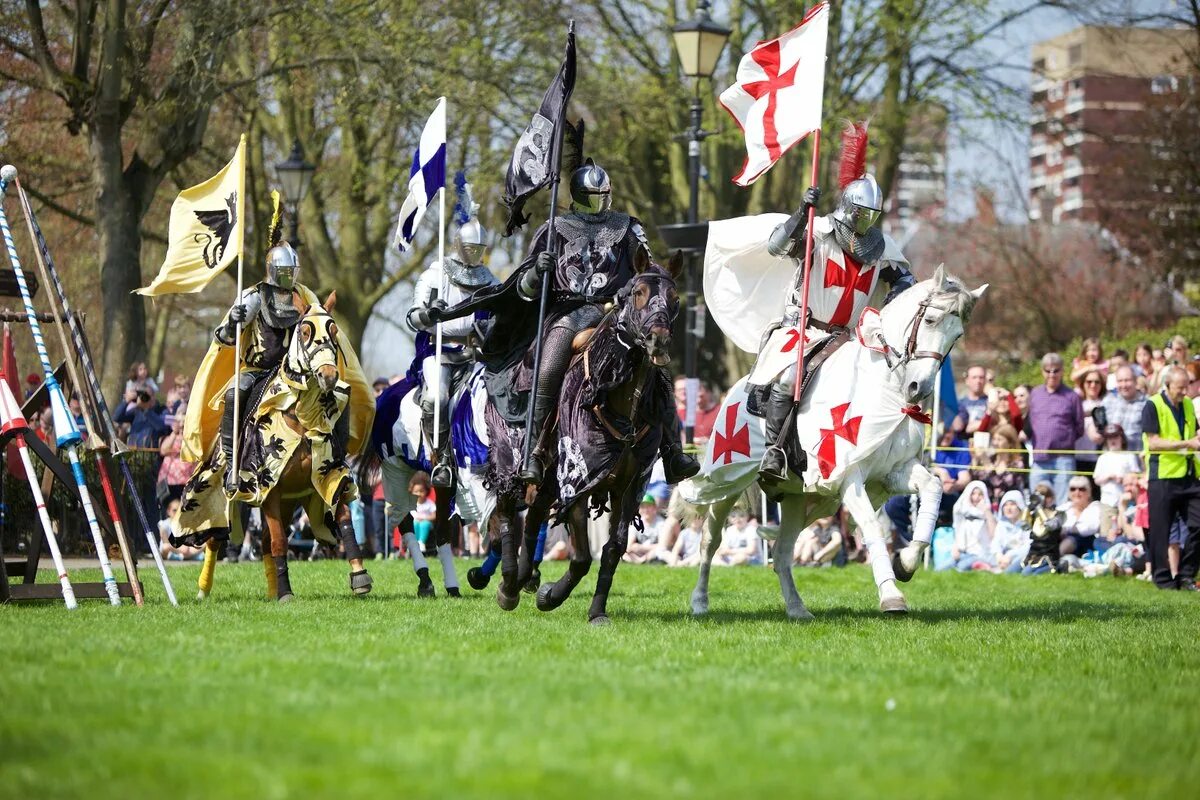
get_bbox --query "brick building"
[1029,26,1192,224]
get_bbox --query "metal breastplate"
[553,211,632,301]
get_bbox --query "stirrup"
[518,455,543,485]
[430,461,453,488]
[759,445,788,481]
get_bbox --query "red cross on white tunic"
[779,327,813,354]
[712,402,751,465]
[823,255,875,328]
[816,402,863,479]
[741,40,799,160]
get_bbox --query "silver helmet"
[265,242,300,289]
[453,218,488,265]
[831,174,884,236]
[570,160,611,214]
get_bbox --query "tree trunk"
[90,132,147,402]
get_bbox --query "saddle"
[745,328,850,418]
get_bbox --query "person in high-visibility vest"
[1141,365,1200,590]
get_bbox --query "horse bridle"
[585,271,677,446]
[614,271,677,350]
[878,295,954,371]
[291,310,343,375]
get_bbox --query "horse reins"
[879,295,951,370]
[577,270,674,447]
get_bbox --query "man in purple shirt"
[1027,352,1085,502]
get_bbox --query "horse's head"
[284,292,342,393]
[615,249,683,367]
[878,265,987,404]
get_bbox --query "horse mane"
[929,274,978,322]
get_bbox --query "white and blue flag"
[394,97,446,252]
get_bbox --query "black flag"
[502,26,577,236]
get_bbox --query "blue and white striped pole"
[0,165,121,605]
[13,172,174,605]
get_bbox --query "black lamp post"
[274,139,316,249]
[671,0,729,444]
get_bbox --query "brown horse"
[191,294,371,601]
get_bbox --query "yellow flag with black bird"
[137,135,246,296]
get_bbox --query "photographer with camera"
[1140,365,1200,590]
[115,386,170,448]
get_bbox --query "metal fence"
[0,445,162,558]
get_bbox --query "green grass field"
[1,559,1197,799]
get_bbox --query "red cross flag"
[719,3,829,187]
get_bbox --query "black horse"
[484,250,682,623]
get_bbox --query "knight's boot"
[518,326,574,485]
[220,386,246,493]
[425,415,453,489]
[662,441,700,484]
[759,384,798,482]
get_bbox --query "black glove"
[229,303,249,324]
[801,185,821,214]
[535,252,556,275]
[518,266,542,300]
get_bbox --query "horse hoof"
[278,593,295,604]
[535,584,558,612]
[522,569,541,594]
[466,567,491,591]
[446,587,462,598]
[880,596,909,614]
[787,605,815,621]
[891,549,919,583]
[690,594,709,617]
[196,589,209,601]
[417,580,436,599]
[350,570,373,596]
[588,614,611,626]
[496,585,520,611]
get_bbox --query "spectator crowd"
[30,337,1200,595]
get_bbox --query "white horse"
[374,361,495,596]
[680,267,987,618]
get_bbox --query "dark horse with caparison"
[484,250,682,624]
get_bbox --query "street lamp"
[274,139,316,249]
[671,0,729,445]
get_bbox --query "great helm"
[832,121,883,236]
[452,217,488,266]
[569,159,611,214]
[265,242,300,289]
[832,174,884,236]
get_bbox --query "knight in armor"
[421,159,699,486]
[514,160,697,485]
[405,179,499,488]
[756,122,915,481]
[214,241,305,491]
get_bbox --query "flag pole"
[230,136,247,499]
[433,182,445,455]
[521,20,575,478]
[791,129,821,403]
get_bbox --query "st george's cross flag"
[137,135,246,295]
[394,98,447,252]
[719,3,829,186]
